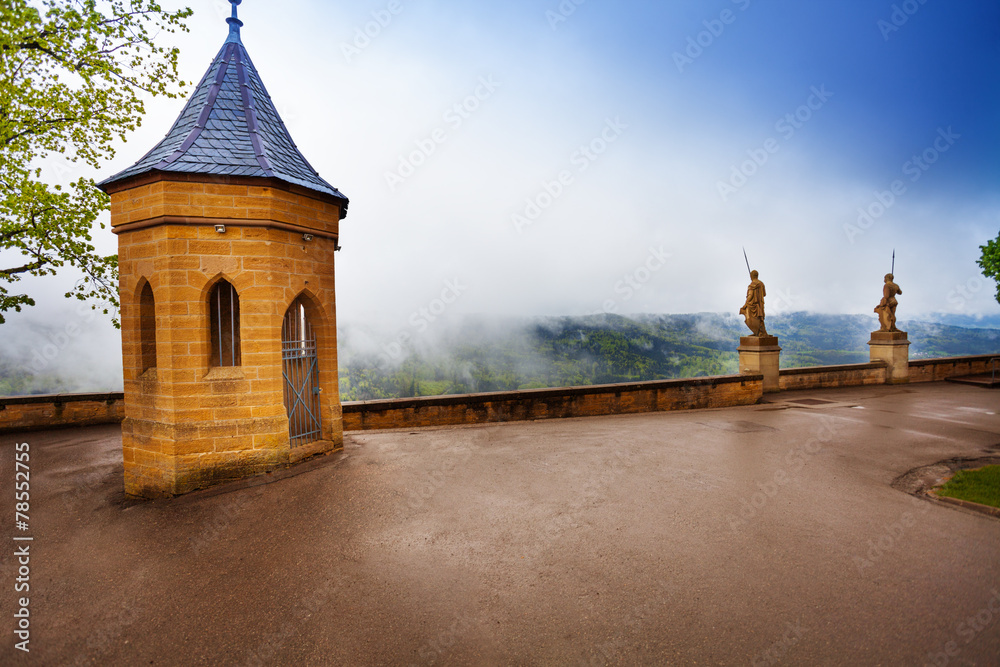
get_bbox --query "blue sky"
[4,0,999,383]
[244,0,999,319]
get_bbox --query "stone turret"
[99,0,349,497]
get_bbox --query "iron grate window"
[282,299,322,446]
[209,280,241,367]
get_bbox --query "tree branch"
[3,117,80,146]
[0,258,47,278]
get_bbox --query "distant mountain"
[2,312,997,398]
[769,313,1000,364]
[0,356,74,397]
[336,313,1000,401]
[917,313,1000,330]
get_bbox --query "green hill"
[337,313,1000,401]
[2,313,996,398]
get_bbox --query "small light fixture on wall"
[302,233,314,242]
[215,224,226,234]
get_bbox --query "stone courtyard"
[1,381,998,665]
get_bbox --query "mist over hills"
[336,312,1000,401]
[1,312,998,398]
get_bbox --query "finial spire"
[226,0,243,43]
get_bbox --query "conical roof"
[100,3,348,216]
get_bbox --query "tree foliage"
[978,232,1000,304]
[335,313,1000,401]
[0,0,192,325]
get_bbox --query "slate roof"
[100,11,348,215]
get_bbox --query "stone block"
[738,336,781,393]
[869,331,910,384]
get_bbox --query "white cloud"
[3,0,998,384]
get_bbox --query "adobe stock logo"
[23,302,99,373]
[385,76,501,192]
[924,589,1000,667]
[672,0,753,74]
[877,0,931,41]
[946,275,987,312]
[340,1,405,64]
[843,126,960,244]
[587,245,672,316]
[545,0,587,31]
[716,85,833,202]
[375,278,468,371]
[511,117,628,233]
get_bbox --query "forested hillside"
[337,313,1000,401]
[1,313,997,398]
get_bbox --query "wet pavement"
[1,382,998,665]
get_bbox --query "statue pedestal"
[869,331,910,384]
[739,336,781,393]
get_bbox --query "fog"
[2,0,999,391]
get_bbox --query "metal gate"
[282,299,321,446]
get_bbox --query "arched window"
[209,280,241,367]
[282,297,321,446]
[139,281,157,373]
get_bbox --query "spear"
[743,247,752,278]
[891,249,895,276]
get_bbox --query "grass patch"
[417,380,452,397]
[936,465,1000,509]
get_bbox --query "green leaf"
[978,232,1000,305]
[0,0,192,325]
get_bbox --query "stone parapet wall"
[778,362,888,391]
[2,354,997,436]
[0,393,125,434]
[342,374,764,432]
[910,355,999,383]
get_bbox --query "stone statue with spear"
[875,250,903,332]
[739,248,768,337]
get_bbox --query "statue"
[874,273,902,332]
[740,270,768,337]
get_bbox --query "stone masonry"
[99,3,350,497]
[108,175,344,497]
